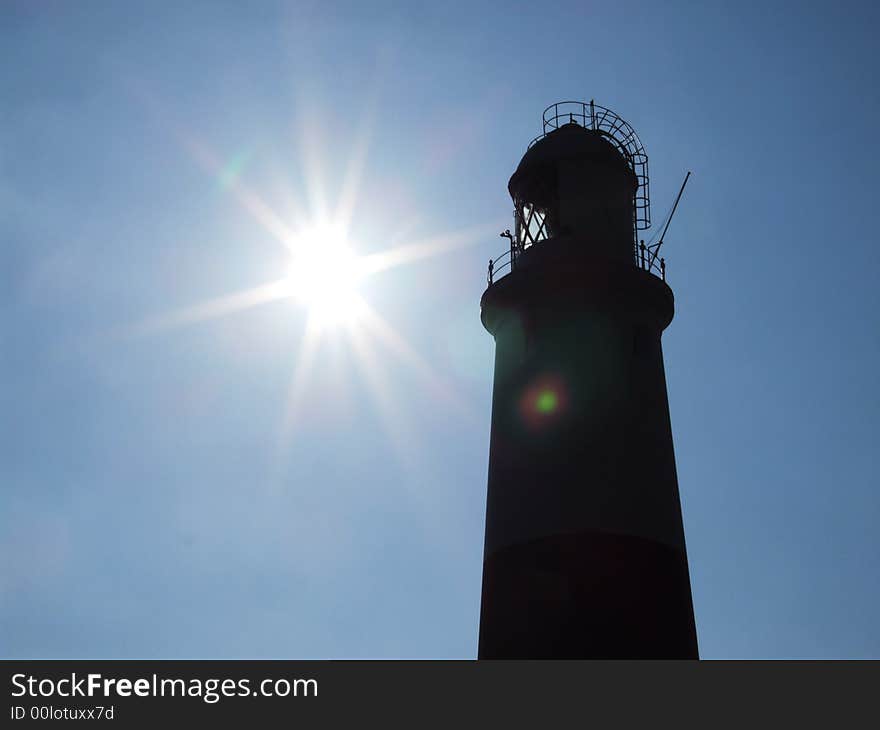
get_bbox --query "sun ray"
[268,173,310,241]
[345,316,468,556]
[180,133,299,251]
[271,314,323,488]
[130,84,301,252]
[355,299,476,424]
[384,216,424,250]
[345,321,420,471]
[225,178,302,252]
[294,106,331,224]
[361,221,504,276]
[122,279,291,338]
[333,98,377,234]
[186,134,298,248]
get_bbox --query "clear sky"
[2,0,878,659]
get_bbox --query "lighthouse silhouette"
[478,101,698,659]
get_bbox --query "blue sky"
[2,0,878,658]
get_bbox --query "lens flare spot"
[218,147,252,190]
[535,389,558,414]
[519,375,568,429]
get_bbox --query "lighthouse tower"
[478,101,698,659]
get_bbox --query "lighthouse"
[478,101,698,659]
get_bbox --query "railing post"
[660,257,666,281]
[511,213,517,268]
[639,240,646,270]
[488,259,494,285]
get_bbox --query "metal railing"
[486,101,664,288]
[638,239,666,281]
[528,100,651,232]
[487,229,518,285]
[486,234,667,285]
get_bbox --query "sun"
[284,223,366,328]
[128,108,496,477]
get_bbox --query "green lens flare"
[219,148,252,190]
[535,389,558,414]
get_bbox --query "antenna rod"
[649,171,691,269]
[658,171,691,244]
